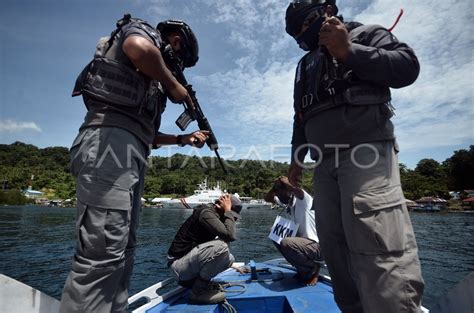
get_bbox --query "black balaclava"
[295,5,326,51]
[286,1,339,51]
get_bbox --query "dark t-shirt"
[168,204,237,260]
[79,22,166,149]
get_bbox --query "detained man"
[167,194,242,304]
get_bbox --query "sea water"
[0,206,473,309]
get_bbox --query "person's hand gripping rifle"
[161,45,228,173]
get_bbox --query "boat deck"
[138,259,340,313]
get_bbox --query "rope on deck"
[221,300,238,313]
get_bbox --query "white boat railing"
[128,277,185,313]
[0,274,60,313]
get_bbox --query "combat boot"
[189,277,225,304]
[209,280,224,291]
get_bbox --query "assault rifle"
[161,45,228,173]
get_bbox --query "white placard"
[268,215,299,244]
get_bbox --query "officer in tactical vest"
[285,1,424,312]
[60,15,208,313]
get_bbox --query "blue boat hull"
[131,259,340,313]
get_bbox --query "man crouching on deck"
[265,176,323,285]
[167,194,242,304]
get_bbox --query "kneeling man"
[167,194,242,304]
[265,176,323,285]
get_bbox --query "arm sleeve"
[291,59,309,164]
[199,209,237,242]
[122,23,162,49]
[345,25,420,88]
[291,115,308,164]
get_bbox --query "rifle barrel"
[214,150,228,174]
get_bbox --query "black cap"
[230,194,242,218]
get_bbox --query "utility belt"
[300,84,392,123]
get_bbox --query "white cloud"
[147,0,172,16]
[354,0,474,150]
[0,119,42,133]
[192,59,297,155]
[181,1,301,158]
[211,0,293,61]
[144,0,473,160]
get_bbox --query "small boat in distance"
[240,197,271,210]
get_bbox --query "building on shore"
[462,197,474,210]
[415,197,448,212]
[406,199,423,211]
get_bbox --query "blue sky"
[0,0,472,169]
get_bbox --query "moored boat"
[240,197,272,210]
[161,178,224,209]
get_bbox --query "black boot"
[189,278,225,304]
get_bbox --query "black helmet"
[285,0,338,37]
[157,20,199,68]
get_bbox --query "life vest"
[294,22,392,123]
[72,14,165,115]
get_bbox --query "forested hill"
[1,142,473,201]
[0,141,297,199]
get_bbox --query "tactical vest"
[72,15,165,119]
[294,23,392,123]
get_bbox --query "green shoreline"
[1,142,473,207]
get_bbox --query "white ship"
[161,178,271,210]
[161,178,225,209]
